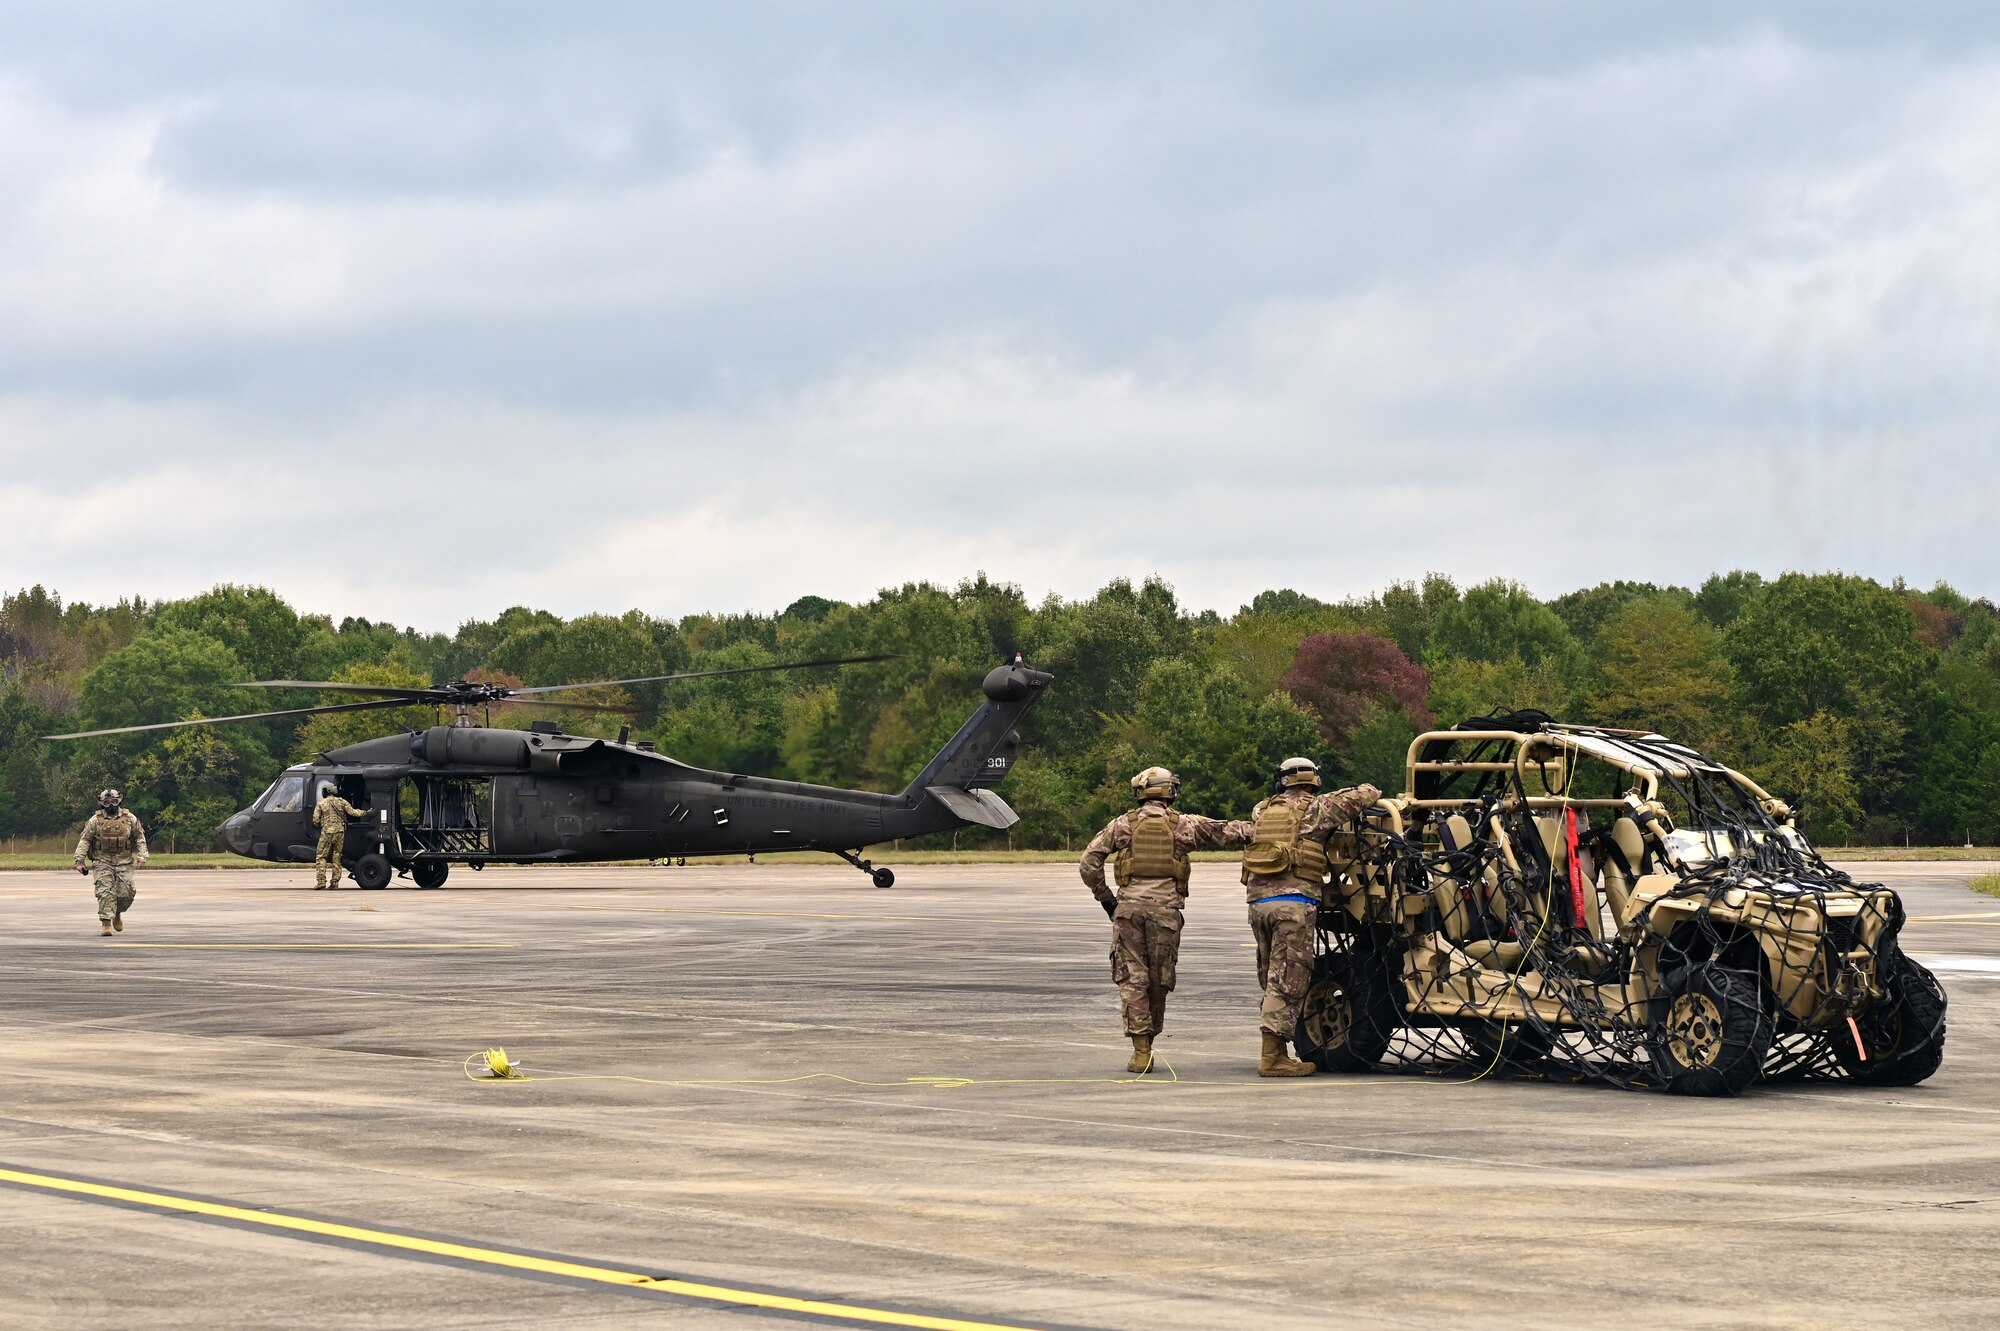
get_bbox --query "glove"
[1100,897,1118,919]
[1358,783,1383,804]
[75,860,88,875]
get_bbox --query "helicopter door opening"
[396,776,492,858]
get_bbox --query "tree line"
[1,571,1994,850]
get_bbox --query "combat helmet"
[1274,757,1321,791]
[1130,766,1181,802]
[98,788,122,809]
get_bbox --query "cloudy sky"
[2,4,1996,628]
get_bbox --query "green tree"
[153,586,306,681]
[1753,711,1862,844]
[1427,579,1582,677]
[1427,655,1574,726]
[1586,599,1736,752]
[1694,570,1766,629]
[128,720,242,852]
[1724,573,1929,727]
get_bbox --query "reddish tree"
[1279,632,1432,748]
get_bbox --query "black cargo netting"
[1294,728,1947,1097]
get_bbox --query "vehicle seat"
[1598,816,1648,923]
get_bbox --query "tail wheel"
[1650,964,1771,1096]
[1834,954,1946,1086]
[1294,951,1398,1072]
[872,868,895,889]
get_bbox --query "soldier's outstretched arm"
[1317,783,1383,829]
[1176,813,1253,850]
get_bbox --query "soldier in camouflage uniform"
[1239,758,1380,1076]
[1080,767,1252,1073]
[73,788,147,936]
[312,789,367,889]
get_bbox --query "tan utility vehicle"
[1294,711,1946,1095]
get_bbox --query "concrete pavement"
[3,861,1996,1329]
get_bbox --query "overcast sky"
[2,4,1996,629]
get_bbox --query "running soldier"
[312,788,366,889]
[1239,759,1380,1076]
[73,789,147,936]
[1080,767,1251,1073]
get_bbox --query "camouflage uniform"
[1080,802,1251,1037]
[312,795,365,889]
[1242,783,1380,1038]
[74,809,147,928]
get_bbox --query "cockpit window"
[265,776,306,813]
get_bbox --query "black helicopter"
[47,654,1052,890]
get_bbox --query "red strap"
[1564,807,1588,929]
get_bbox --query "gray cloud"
[1,5,1996,628]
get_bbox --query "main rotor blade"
[43,697,425,741]
[233,680,443,699]
[491,697,642,714]
[511,653,902,696]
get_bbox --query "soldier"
[73,788,147,937]
[1079,767,1251,1073]
[312,787,367,889]
[1240,758,1380,1077]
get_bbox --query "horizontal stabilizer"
[926,785,1020,830]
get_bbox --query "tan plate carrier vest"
[90,812,135,858]
[1239,798,1328,886]
[1114,809,1189,887]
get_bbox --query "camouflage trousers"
[314,832,346,888]
[91,861,136,922]
[1250,899,1317,1037]
[1109,900,1184,1036]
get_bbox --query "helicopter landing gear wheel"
[353,853,393,891]
[411,859,448,889]
[834,847,893,888]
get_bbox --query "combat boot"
[99,920,114,936]
[112,909,123,932]
[1126,1034,1154,1074]
[1258,1032,1315,1078]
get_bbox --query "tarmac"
[2,860,1997,1330]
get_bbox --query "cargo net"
[1299,744,1946,1097]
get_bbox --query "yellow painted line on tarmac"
[0,1165,1056,1331]
[106,943,518,950]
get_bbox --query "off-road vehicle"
[1295,712,1947,1095]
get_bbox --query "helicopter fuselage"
[215,658,1048,888]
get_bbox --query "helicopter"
[47,653,1053,890]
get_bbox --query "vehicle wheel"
[871,867,895,889]
[1650,964,1771,1096]
[1294,950,1398,1072]
[1834,954,1946,1086]
[411,859,449,890]
[352,854,394,891]
[1463,1018,1553,1071]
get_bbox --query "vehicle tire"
[1650,963,1771,1096]
[872,867,895,889]
[1463,1018,1553,1071]
[1295,950,1398,1072]
[353,853,394,891]
[1834,954,1946,1086]
[411,859,449,890]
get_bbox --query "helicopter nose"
[218,812,253,855]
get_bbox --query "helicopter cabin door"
[396,776,492,859]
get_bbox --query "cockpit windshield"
[263,775,306,813]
